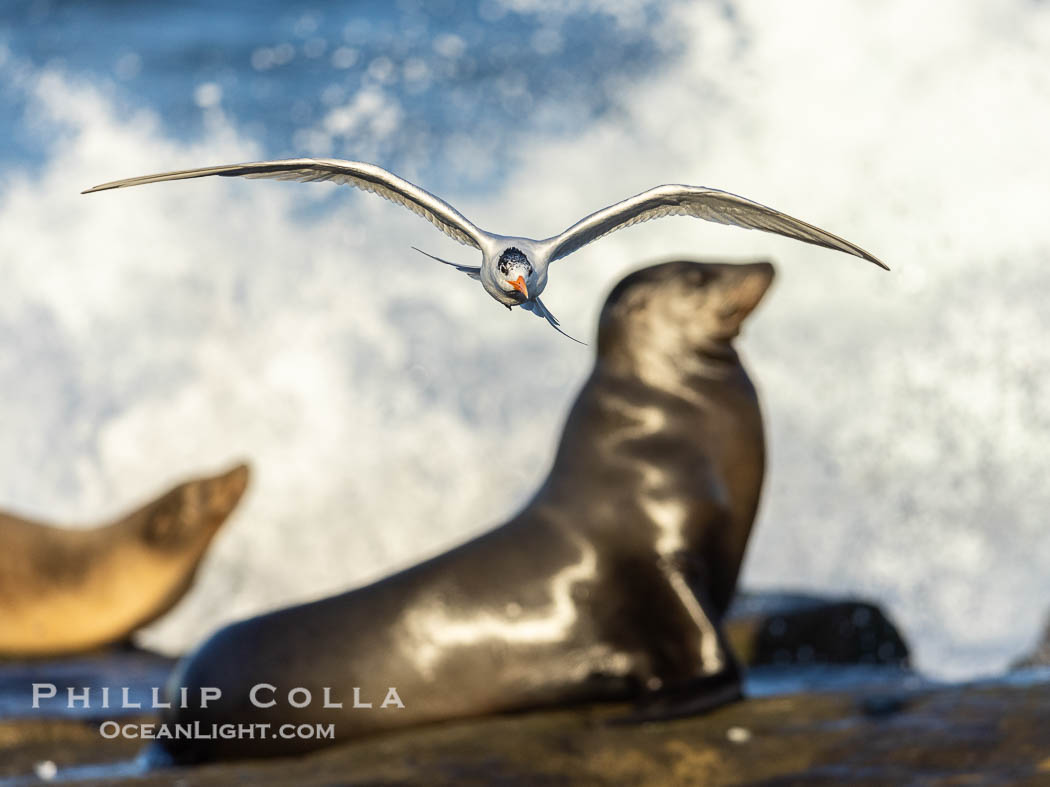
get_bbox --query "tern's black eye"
[498,247,529,278]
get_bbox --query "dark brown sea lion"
[155,260,772,763]
[0,463,250,658]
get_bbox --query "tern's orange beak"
[508,275,529,298]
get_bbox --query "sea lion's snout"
[711,261,775,323]
[205,462,251,516]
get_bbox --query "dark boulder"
[726,591,910,668]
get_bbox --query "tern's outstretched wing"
[520,298,586,345]
[542,184,886,269]
[83,158,488,249]
[411,246,481,279]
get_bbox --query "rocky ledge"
[4,674,1050,785]
[4,594,1049,785]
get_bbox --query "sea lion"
[156,260,772,763]
[0,463,249,658]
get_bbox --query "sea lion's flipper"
[617,514,746,723]
[615,669,743,724]
[614,567,743,724]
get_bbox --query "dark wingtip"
[858,248,890,271]
[554,325,587,346]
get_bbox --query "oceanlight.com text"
[98,720,336,742]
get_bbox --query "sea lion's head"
[139,463,250,554]
[72,463,253,646]
[597,260,775,360]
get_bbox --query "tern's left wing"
[520,298,586,345]
[83,158,489,250]
[542,184,887,270]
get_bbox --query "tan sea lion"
[0,463,249,658]
[154,260,772,763]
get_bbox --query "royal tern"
[83,158,886,342]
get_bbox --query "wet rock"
[725,591,910,668]
[0,647,175,719]
[3,679,1050,785]
[15,593,1033,786]
[0,648,174,780]
[0,715,147,781]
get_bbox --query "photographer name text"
[31,683,404,710]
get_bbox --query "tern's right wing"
[83,158,489,250]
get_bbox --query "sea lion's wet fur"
[158,260,773,763]
[0,464,249,657]
[593,261,772,615]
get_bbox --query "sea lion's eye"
[146,491,200,545]
[147,513,174,543]
[146,506,184,545]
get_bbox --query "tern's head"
[496,247,534,301]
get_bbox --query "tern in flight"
[83,158,887,343]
